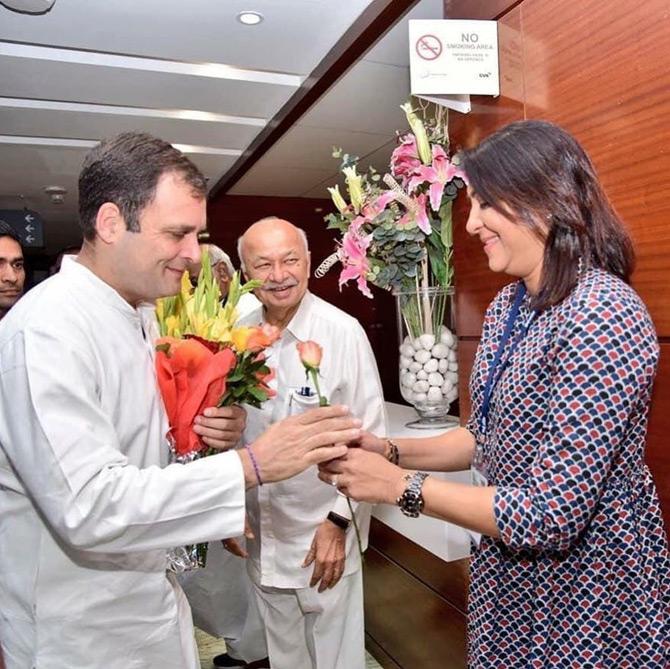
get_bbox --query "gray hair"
[206,244,235,276]
[237,217,309,273]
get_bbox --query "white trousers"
[252,570,365,669]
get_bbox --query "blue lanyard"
[478,283,536,435]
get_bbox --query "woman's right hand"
[317,448,406,505]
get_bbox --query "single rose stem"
[309,379,364,557]
[310,369,329,406]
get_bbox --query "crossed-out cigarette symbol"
[415,34,442,61]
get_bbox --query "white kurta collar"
[284,290,315,342]
[61,255,141,324]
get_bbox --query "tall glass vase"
[395,286,458,429]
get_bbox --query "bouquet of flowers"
[322,100,466,299]
[320,100,466,421]
[155,250,279,568]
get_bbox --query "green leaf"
[248,386,269,402]
[226,370,245,383]
[439,200,453,248]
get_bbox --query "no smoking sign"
[415,34,442,61]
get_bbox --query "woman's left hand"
[318,448,406,504]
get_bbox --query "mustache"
[261,281,298,292]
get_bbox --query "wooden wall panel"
[444,0,520,19]
[521,0,670,335]
[364,520,469,669]
[369,519,470,612]
[364,547,467,669]
[455,339,478,423]
[450,5,526,339]
[450,0,670,524]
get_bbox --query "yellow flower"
[343,166,364,214]
[231,326,255,352]
[401,102,431,165]
[327,185,348,214]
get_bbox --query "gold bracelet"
[386,438,400,465]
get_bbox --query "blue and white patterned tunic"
[466,268,669,668]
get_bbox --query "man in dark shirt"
[0,221,25,320]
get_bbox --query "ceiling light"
[0,42,301,87]
[44,185,67,204]
[237,11,263,26]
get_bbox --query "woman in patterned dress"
[320,120,669,667]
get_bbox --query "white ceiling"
[0,0,444,252]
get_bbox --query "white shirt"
[239,291,386,589]
[0,258,246,669]
[236,291,262,320]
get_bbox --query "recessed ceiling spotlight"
[237,11,263,26]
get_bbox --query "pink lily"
[398,192,431,235]
[407,145,463,212]
[349,215,368,235]
[390,134,422,186]
[362,190,396,219]
[338,229,373,299]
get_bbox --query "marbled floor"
[196,628,382,668]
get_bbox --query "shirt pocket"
[286,388,321,417]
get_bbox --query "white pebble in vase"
[440,329,455,347]
[423,358,439,373]
[426,387,443,403]
[414,349,431,364]
[428,372,444,387]
[414,392,427,403]
[416,370,428,381]
[412,380,429,394]
[402,372,416,387]
[409,361,422,373]
[400,355,412,369]
[419,334,436,350]
[400,344,414,358]
[446,370,458,385]
[431,343,449,359]
[438,358,448,373]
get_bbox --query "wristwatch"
[396,472,429,518]
[327,511,350,531]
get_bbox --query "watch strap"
[396,471,429,518]
[327,511,350,530]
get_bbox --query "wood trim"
[443,0,523,19]
[365,635,403,669]
[209,0,420,198]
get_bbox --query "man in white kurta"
[0,257,248,668]
[0,134,360,669]
[237,218,386,669]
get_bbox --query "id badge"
[471,465,489,487]
[471,438,489,487]
[468,442,488,548]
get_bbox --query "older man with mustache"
[228,217,386,669]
